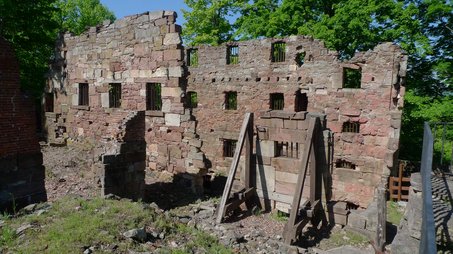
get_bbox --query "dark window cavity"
[270,93,284,110]
[223,139,237,157]
[227,45,239,65]
[146,83,162,111]
[188,49,198,67]
[336,159,356,169]
[109,83,121,108]
[276,141,299,158]
[343,67,361,88]
[295,91,307,112]
[187,91,198,108]
[78,83,89,106]
[342,121,360,133]
[271,42,286,62]
[296,52,306,67]
[45,93,54,112]
[225,91,237,110]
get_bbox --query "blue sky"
[100,0,189,24]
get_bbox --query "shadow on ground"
[143,173,227,210]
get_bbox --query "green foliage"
[400,91,453,163]
[270,210,288,222]
[343,68,361,89]
[182,0,244,45]
[0,0,59,97]
[56,0,116,35]
[0,197,233,253]
[387,201,404,226]
[0,0,115,97]
[188,48,199,67]
[0,225,16,248]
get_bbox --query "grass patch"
[387,201,404,225]
[1,196,233,254]
[270,210,288,222]
[318,228,369,250]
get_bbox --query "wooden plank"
[255,189,307,206]
[224,187,255,215]
[243,114,254,189]
[375,187,386,252]
[283,117,317,245]
[310,137,317,204]
[216,113,252,224]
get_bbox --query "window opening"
[336,159,356,169]
[109,83,121,108]
[45,93,54,112]
[271,42,286,62]
[342,121,360,133]
[343,67,361,88]
[270,93,284,110]
[78,83,89,106]
[187,91,198,108]
[223,139,237,157]
[188,49,198,67]
[276,141,299,158]
[227,45,239,65]
[225,91,237,110]
[295,91,307,112]
[146,83,162,111]
[296,52,306,67]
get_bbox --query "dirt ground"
[41,144,374,253]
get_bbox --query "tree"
[0,0,59,97]
[56,0,115,35]
[182,0,243,45]
[0,0,115,97]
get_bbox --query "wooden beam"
[244,113,254,189]
[375,187,387,253]
[216,113,252,224]
[224,187,255,215]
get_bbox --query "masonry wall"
[46,11,207,197]
[186,37,407,207]
[0,37,46,211]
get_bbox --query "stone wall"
[46,11,207,197]
[186,37,407,207]
[46,12,407,207]
[0,37,46,211]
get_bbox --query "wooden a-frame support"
[283,116,328,245]
[216,112,256,224]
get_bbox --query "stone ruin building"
[0,37,46,211]
[44,11,407,216]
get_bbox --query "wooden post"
[397,162,404,201]
[216,113,252,224]
[243,114,253,189]
[375,187,386,253]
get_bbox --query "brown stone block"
[163,49,182,61]
[283,119,298,129]
[268,127,306,143]
[154,18,168,26]
[297,120,309,130]
[271,157,301,174]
